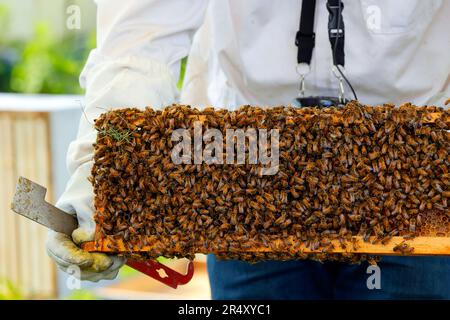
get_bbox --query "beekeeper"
[46,0,450,298]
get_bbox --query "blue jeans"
[207,255,450,299]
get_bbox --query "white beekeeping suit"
[46,0,450,281]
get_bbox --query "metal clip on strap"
[296,63,310,98]
[332,65,346,104]
[295,0,316,98]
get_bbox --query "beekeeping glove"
[46,231,125,282]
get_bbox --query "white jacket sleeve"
[57,0,208,234]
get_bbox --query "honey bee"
[393,241,414,255]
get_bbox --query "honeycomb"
[418,210,450,237]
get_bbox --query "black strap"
[326,0,345,66]
[295,0,316,64]
[295,0,345,66]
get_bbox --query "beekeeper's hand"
[46,231,125,282]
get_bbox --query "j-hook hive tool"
[11,176,194,289]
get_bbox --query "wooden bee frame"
[84,103,450,260]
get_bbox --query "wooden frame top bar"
[81,236,450,256]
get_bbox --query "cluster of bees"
[91,102,450,263]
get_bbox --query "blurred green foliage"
[0,4,14,91]
[118,265,138,278]
[0,5,95,94]
[0,3,185,95]
[9,23,94,94]
[65,289,98,300]
[0,278,23,300]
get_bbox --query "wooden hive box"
[0,93,81,298]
